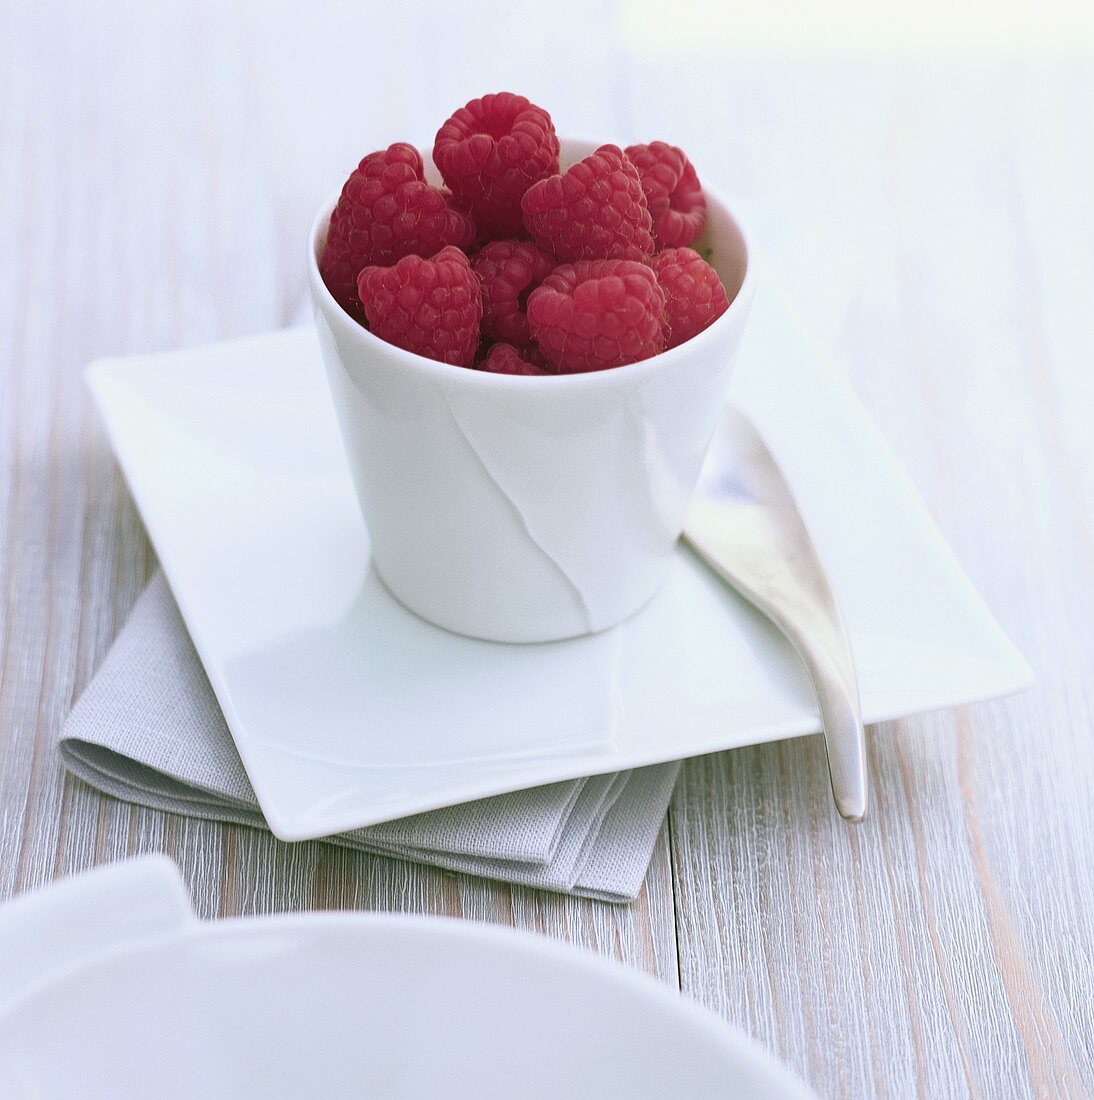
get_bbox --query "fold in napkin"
[60,575,678,902]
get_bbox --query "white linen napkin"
[60,574,678,902]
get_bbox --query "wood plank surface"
[1,3,1091,1096]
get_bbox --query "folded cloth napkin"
[60,574,678,902]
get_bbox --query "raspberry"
[521,145,656,264]
[433,93,560,240]
[481,343,550,376]
[653,248,729,348]
[470,239,556,346]
[356,246,482,367]
[526,260,666,374]
[624,143,706,249]
[320,143,475,316]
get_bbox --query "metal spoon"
[684,408,868,822]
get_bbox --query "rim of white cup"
[306,153,755,389]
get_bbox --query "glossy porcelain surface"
[85,282,1032,841]
[0,859,815,1099]
[307,138,755,642]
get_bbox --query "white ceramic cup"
[307,138,755,643]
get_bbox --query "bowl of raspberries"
[307,92,754,643]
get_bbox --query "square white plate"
[87,283,1032,841]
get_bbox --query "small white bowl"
[307,138,755,643]
[0,858,815,1099]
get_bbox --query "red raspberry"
[320,143,475,316]
[481,343,551,376]
[433,93,560,240]
[356,247,482,367]
[624,143,706,249]
[526,260,666,374]
[521,145,656,264]
[653,248,729,348]
[470,239,556,346]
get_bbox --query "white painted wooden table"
[2,3,1092,1096]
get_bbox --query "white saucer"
[0,857,815,1098]
[86,284,1031,840]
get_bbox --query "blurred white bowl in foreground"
[0,857,813,1099]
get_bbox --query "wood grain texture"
[1,3,1091,1097]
